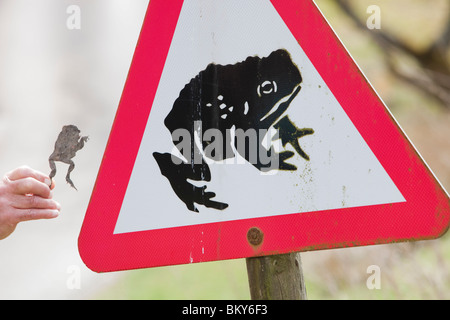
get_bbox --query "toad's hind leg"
[64,160,77,190]
[153,152,228,213]
[49,159,57,180]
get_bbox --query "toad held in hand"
[49,125,88,190]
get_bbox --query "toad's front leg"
[234,131,297,172]
[76,136,89,152]
[252,147,297,172]
[274,116,314,161]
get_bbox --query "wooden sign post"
[246,253,307,300]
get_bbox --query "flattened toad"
[49,125,88,190]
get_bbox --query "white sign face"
[113,0,404,234]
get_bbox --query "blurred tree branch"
[336,0,450,109]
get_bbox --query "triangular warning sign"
[79,0,450,272]
[114,0,405,233]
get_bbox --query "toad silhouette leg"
[235,132,297,172]
[274,116,314,161]
[254,148,297,172]
[153,152,228,213]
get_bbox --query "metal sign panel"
[79,0,449,272]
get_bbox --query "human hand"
[0,166,61,240]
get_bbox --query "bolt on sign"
[79,0,450,272]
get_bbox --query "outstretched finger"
[8,177,53,199]
[6,166,51,186]
[15,208,60,223]
[11,194,61,211]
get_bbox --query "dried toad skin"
[49,125,88,190]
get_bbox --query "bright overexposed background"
[0,0,149,299]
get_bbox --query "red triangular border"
[79,0,449,272]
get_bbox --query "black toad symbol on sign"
[153,49,314,212]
